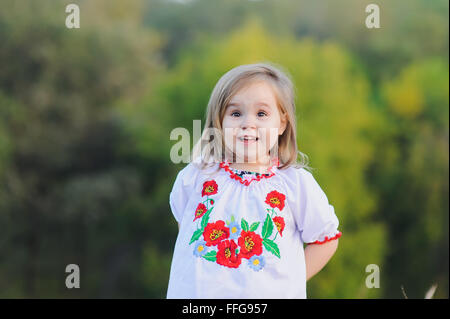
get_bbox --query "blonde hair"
[191,62,311,172]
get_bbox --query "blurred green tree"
[370,58,449,298]
[0,0,165,297]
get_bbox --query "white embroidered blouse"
[167,159,341,299]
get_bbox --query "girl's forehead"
[229,80,278,104]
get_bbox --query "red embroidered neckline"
[219,159,279,186]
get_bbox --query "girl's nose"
[240,114,257,130]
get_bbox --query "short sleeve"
[169,163,199,224]
[294,168,342,244]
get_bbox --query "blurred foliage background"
[0,0,448,298]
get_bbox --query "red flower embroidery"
[193,203,207,222]
[216,239,242,268]
[203,220,230,246]
[265,190,286,211]
[202,180,218,197]
[238,230,263,259]
[273,216,285,237]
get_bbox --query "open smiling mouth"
[238,136,259,145]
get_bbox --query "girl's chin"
[223,144,269,163]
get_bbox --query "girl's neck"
[227,156,275,175]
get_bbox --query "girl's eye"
[231,111,241,117]
[258,111,267,117]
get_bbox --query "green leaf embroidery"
[227,214,235,226]
[261,213,273,239]
[263,238,281,258]
[249,222,260,232]
[202,250,217,262]
[200,207,213,229]
[189,228,203,245]
[241,218,249,232]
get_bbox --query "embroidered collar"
[219,159,279,186]
[230,168,271,178]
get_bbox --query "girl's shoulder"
[275,164,327,197]
[275,164,315,184]
[173,159,220,187]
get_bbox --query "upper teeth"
[240,137,256,140]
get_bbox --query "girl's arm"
[304,239,339,281]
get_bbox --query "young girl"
[167,62,341,299]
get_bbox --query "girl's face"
[221,80,287,165]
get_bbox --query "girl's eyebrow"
[227,101,271,107]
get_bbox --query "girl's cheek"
[259,127,278,142]
[263,129,279,150]
[222,128,238,148]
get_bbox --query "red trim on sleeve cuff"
[307,231,342,245]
